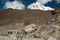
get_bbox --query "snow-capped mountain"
[27,1,54,11]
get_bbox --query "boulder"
[48,36,57,40]
[23,24,37,33]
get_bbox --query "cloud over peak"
[4,0,25,10]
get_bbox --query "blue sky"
[0,0,60,9]
[45,0,60,8]
[21,0,36,9]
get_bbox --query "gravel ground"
[0,22,60,40]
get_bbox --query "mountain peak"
[27,1,54,11]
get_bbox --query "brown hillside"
[0,9,60,26]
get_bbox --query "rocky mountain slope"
[0,9,60,40]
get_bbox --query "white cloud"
[4,0,25,10]
[37,0,52,4]
[56,0,60,3]
[27,1,54,11]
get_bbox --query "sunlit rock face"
[23,24,37,33]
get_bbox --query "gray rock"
[48,36,57,40]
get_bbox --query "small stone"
[48,36,57,40]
